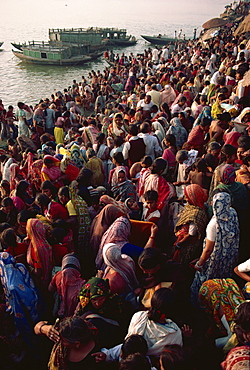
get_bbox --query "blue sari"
[0,252,39,346]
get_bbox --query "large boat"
[12,41,102,66]
[49,27,136,48]
[141,34,181,45]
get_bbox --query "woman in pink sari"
[41,155,64,188]
[48,253,85,318]
[26,218,53,287]
[95,216,131,270]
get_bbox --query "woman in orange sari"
[26,218,53,287]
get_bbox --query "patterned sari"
[69,186,91,254]
[198,278,245,336]
[0,252,39,345]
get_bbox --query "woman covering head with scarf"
[0,252,40,346]
[70,144,85,169]
[102,243,138,295]
[41,155,64,188]
[152,120,165,142]
[215,164,249,218]
[26,218,53,287]
[96,216,131,270]
[99,194,130,215]
[191,192,240,305]
[166,117,188,149]
[89,204,125,260]
[77,277,124,323]
[108,113,128,139]
[111,168,137,202]
[49,253,85,318]
[173,184,208,265]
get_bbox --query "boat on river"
[11,42,24,51]
[12,41,102,66]
[49,27,137,49]
[141,34,182,45]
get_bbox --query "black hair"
[151,158,167,174]
[200,117,211,127]
[160,344,188,370]
[234,301,250,345]
[129,124,139,136]
[35,193,50,207]
[59,316,94,344]
[114,136,124,147]
[148,288,175,321]
[52,219,69,232]
[141,156,153,167]
[119,353,151,370]
[165,134,176,147]
[0,223,10,233]
[49,227,67,244]
[138,247,162,270]
[58,186,70,198]
[1,228,17,249]
[219,144,237,164]
[76,168,93,186]
[1,197,14,208]
[144,190,158,202]
[204,153,217,171]
[121,335,148,359]
[41,181,58,197]
[140,122,150,134]
[113,152,124,165]
[17,209,36,223]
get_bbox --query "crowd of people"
[0,23,250,370]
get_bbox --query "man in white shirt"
[161,46,169,62]
[138,122,162,160]
[137,94,154,119]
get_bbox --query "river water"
[1,0,230,107]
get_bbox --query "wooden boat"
[12,41,102,66]
[11,42,24,51]
[104,57,116,66]
[141,35,180,45]
[49,27,136,49]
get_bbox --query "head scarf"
[111,166,127,187]
[220,164,236,185]
[58,253,85,317]
[184,184,208,209]
[78,277,110,310]
[103,243,138,291]
[221,346,250,370]
[99,194,129,215]
[152,121,165,142]
[89,204,124,259]
[70,144,85,169]
[41,155,62,182]
[9,163,20,191]
[96,216,131,270]
[0,252,39,345]
[198,278,245,336]
[26,218,53,286]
